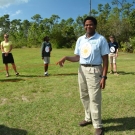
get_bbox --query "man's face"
[46,37,49,42]
[84,20,96,34]
[109,37,114,42]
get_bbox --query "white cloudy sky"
[0,0,30,20]
[0,0,29,8]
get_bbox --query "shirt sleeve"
[1,41,3,46]
[100,37,110,56]
[116,42,119,49]
[74,37,81,55]
[41,42,45,57]
[50,43,52,52]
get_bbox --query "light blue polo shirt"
[74,33,110,65]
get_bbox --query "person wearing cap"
[41,36,52,76]
[108,35,119,75]
[56,16,110,135]
[1,33,19,77]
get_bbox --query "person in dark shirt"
[41,36,52,76]
[108,35,119,75]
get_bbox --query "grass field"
[0,48,135,135]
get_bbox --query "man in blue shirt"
[108,35,119,75]
[57,16,109,135]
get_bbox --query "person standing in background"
[1,33,19,77]
[41,36,52,76]
[108,35,119,75]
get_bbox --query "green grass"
[0,48,135,135]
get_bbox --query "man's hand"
[56,57,66,67]
[100,78,106,89]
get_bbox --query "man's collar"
[85,32,97,39]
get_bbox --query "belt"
[81,64,101,67]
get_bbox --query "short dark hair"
[109,35,115,38]
[83,16,97,26]
[43,36,49,41]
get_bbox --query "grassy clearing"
[0,48,135,135]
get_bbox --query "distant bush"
[120,37,135,53]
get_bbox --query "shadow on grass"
[114,71,135,75]
[0,78,24,82]
[0,125,27,135]
[18,75,45,77]
[104,117,135,132]
[52,73,78,76]
[18,73,78,77]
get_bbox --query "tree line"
[0,0,135,52]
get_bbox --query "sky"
[0,0,134,22]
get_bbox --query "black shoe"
[79,120,92,127]
[16,72,19,76]
[95,128,104,135]
[44,73,49,76]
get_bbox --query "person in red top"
[1,34,19,77]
